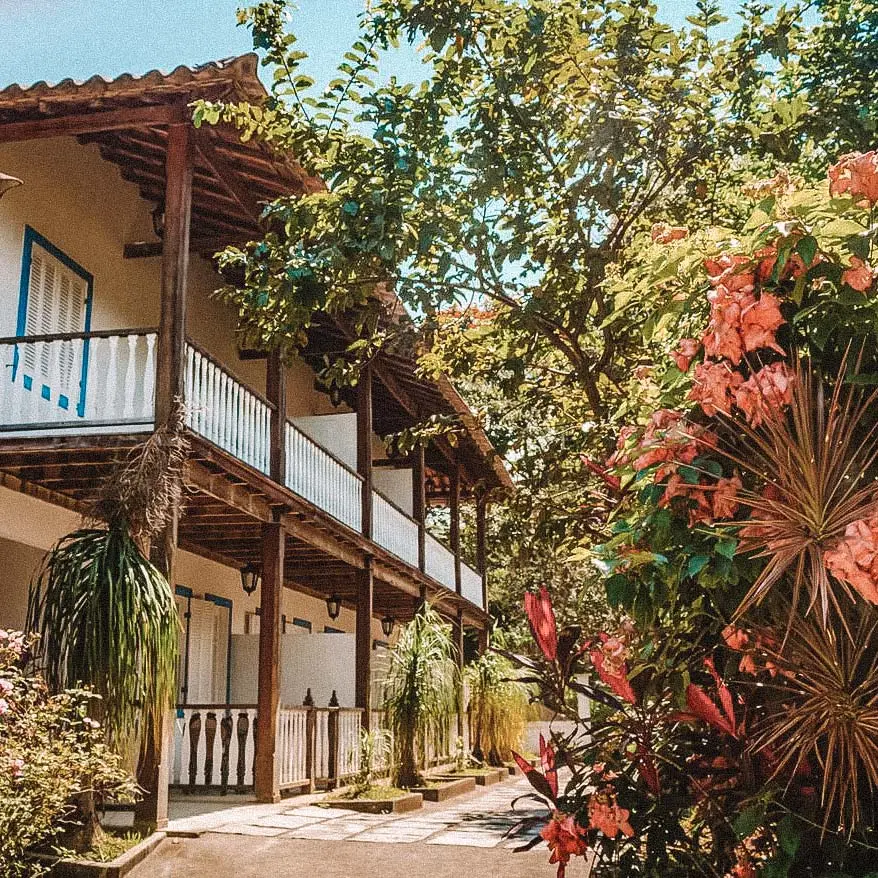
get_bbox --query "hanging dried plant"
[714,357,878,625]
[89,398,190,544]
[752,605,878,832]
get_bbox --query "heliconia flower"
[842,256,875,292]
[672,338,701,372]
[587,791,635,838]
[541,810,590,878]
[829,150,878,206]
[524,586,558,662]
[651,223,689,244]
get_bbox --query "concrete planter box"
[32,832,164,878]
[411,776,476,802]
[331,792,423,814]
[435,767,506,787]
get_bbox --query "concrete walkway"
[130,777,595,877]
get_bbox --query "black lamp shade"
[326,594,342,620]
[381,616,395,637]
[240,562,260,596]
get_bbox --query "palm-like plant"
[754,604,878,832]
[27,410,185,845]
[383,604,458,788]
[466,641,529,766]
[717,358,878,625]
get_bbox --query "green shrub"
[0,630,136,877]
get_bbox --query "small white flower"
[0,699,9,716]
[9,757,24,778]
[0,679,12,695]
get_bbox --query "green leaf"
[605,574,631,608]
[716,538,738,559]
[687,554,710,577]
[795,235,818,267]
[776,814,801,858]
[733,803,765,839]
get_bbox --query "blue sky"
[0,0,756,88]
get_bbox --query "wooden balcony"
[0,328,486,615]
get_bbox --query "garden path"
[130,777,595,877]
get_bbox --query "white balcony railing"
[372,490,420,568]
[184,342,271,474]
[461,561,485,609]
[285,421,363,532]
[425,531,456,591]
[0,329,157,434]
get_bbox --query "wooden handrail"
[175,703,258,710]
[185,336,276,412]
[0,327,158,345]
[286,418,364,483]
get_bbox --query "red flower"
[524,586,558,661]
[689,360,742,416]
[733,362,794,427]
[591,643,637,705]
[824,517,878,604]
[740,293,785,354]
[711,475,742,520]
[842,256,875,292]
[829,151,878,206]
[672,338,701,372]
[541,811,589,878]
[587,790,635,838]
[675,658,738,738]
[722,625,749,651]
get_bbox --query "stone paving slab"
[209,824,288,837]
[255,814,325,830]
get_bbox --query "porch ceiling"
[0,433,486,627]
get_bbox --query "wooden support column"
[452,608,466,740]
[154,122,193,425]
[357,363,373,539]
[267,350,286,484]
[255,520,285,803]
[476,495,488,611]
[450,466,461,594]
[135,120,193,830]
[413,444,426,572]
[355,559,374,731]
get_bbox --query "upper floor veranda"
[0,56,512,629]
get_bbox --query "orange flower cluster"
[824,516,878,604]
[733,362,795,428]
[702,255,786,365]
[828,150,878,206]
[651,222,689,244]
[587,788,634,839]
[590,623,638,704]
[842,255,876,292]
[540,811,589,878]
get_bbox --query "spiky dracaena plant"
[753,604,878,833]
[383,604,458,788]
[715,358,878,625]
[466,641,529,766]
[28,406,186,758]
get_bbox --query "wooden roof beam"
[0,103,189,143]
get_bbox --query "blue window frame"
[15,226,93,417]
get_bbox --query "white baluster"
[183,343,194,428]
[46,340,63,422]
[123,334,137,420]
[104,335,119,424]
[208,359,219,445]
[230,382,240,460]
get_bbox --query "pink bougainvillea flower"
[587,791,635,838]
[734,362,795,427]
[651,223,689,244]
[524,586,558,661]
[672,337,701,372]
[689,360,743,416]
[711,475,742,520]
[0,678,12,696]
[0,698,8,716]
[829,151,878,205]
[740,293,785,354]
[541,811,590,878]
[704,254,754,292]
[842,256,875,292]
[824,517,878,604]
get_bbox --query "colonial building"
[0,55,511,821]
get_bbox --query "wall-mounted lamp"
[326,594,342,620]
[151,200,165,238]
[381,616,396,638]
[240,562,261,596]
[0,172,23,200]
